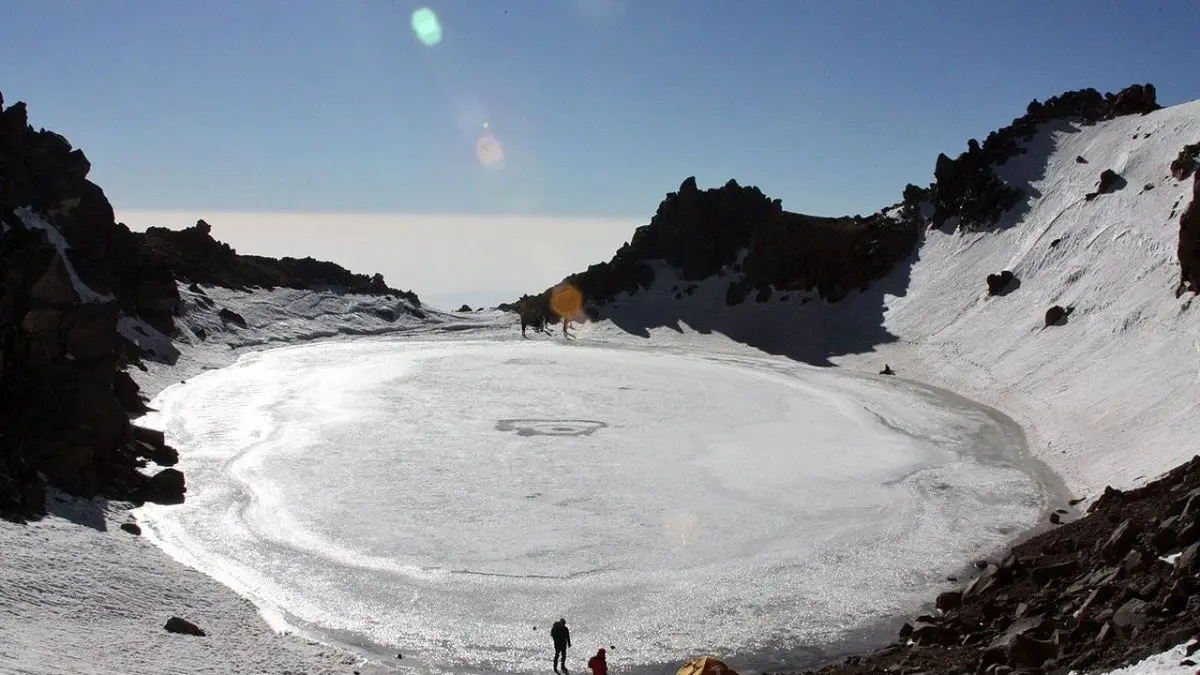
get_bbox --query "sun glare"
[410,7,443,46]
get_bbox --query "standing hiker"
[587,647,607,675]
[551,618,572,673]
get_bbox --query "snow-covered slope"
[585,100,1200,501]
[126,283,497,395]
[862,101,1200,497]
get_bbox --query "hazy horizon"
[9,1,1200,306]
[117,210,641,309]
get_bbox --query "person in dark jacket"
[551,618,571,673]
[587,647,607,675]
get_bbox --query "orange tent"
[676,655,739,675]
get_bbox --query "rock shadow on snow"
[600,245,918,368]
[45,493,108,531]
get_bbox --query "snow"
[5,99,1200,674]
[0,495,388,675]
[132,283,471,395]
[14,207,115,303]
[594,102,1200,502]
[1087,640,1199,675]
[135,338,1054,673]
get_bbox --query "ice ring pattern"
[495,419,609,437]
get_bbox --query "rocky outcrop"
[163,616,206,637]
[1177,172,1200,296]
[1045,305,1070,327]
[1,93,185,516]
[1085,169,1124,201]
[987,271,1016,296]
[512,178,922,322]
[807,456,1200,675]
[140,220,420,305]
[926,85,1159,231]
[2,92,424,517]
[513,85,1161,321]
[1172,143,1200,181]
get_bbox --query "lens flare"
[549,284,583,319]
[411,7,443,46]
[476,133,504,166]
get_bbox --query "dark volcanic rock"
[140,468,186,505]
[1045,305,1070,327]
[163,616,205,636]
[936,590,963,611]
[987,270,1016,296]
[1177,172,1200,296]
[0,92,424,520]
[807,454,1200,675]
[1171,143,1200,181]
[217,307,247,328]
[1086,169,1124,201]
[140,220,417,302]
[119,522,141,535]
[515,176,922,319]
[725,281,747,306]
[925,84,1159,232]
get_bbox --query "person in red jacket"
[587,647,607,675]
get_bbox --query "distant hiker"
[880,364,895,376]
[551,618,572,673]
[587,647,607,675]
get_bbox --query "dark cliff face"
[921,84,1160,231]
[1176,172,1200,297]
[139,220,421,306]
[508,178,922,325]
[0,93,184,516]
[512,83,1164,323]
[0,92,419,518]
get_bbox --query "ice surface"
[139,339,1046,673]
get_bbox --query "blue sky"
[3,0,1198,219]
[2,1,1199,307]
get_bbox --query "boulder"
[119,522,141,535]
[1029,561,1077,584]
[936,590,963,611]
[1171,143,1200,181]
[1085,169,1123,200]
[1045,305,1070,327]
[1006,634,1059,669]
[910,621,953,646]
[1176,542,1200,574]
[217,307,247,328]
[986,270,1016,296]
[1102,519,1135,561]
[142,468,186,505]
[1111,598,1149,632]
[163,616,205,636]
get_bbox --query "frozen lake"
[138,339,1048,674]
